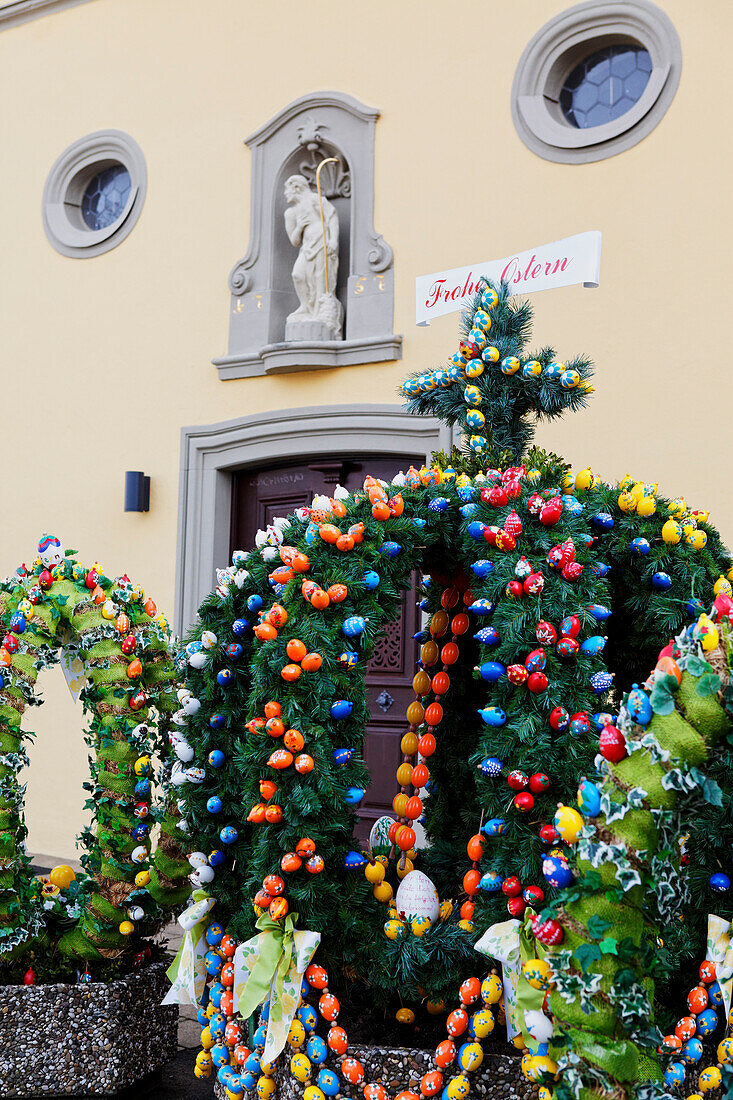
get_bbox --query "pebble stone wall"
[215,1043,536,1100]
[0,960,178,1096]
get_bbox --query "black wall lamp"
[124,471,150,512]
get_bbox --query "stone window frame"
[174,405,451,631]
[42,130,147,259]
[213,91,402,380]
[511,0,681,164]
[0,0,93,30]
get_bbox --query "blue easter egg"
[588,604,612,621]
[186,641,202,656]
[652,571,672,590]
[209,713,225,729]
[209,849,225,867]
[708,981,723,1006]
[225,643,243,660]
[228,1076,244,1096]
[307,1037,328,1064]
[338,651,358,668]
[330,700,353,719]
[482,818,506,836]
[478,707,506,727]
[478,661,505,681]
[220,825,238,844]
[318,1070,340,1097]
[132,824,148,840]
[457,485,476,502]
[333,748,353,767]
[474,626,500,645]
[242,1072,258,1090]
[695,1009,719,1037]
[212,1045,230,1067]
[305,523,320,544]
[578,778,602,817]
[205,923,224,946]
[380,541,402,557]
[363,570,380,590]
[216,668,233,687]
[345,787,365,806]
[471,559,494,577]
[467,521,486,540]
[469,599,494,615]
[681,1037,704,1064]
[480,871,503,891]
[197,1006,209,1027]
[253,1025,267,1049]
[10,613,26,634]
[209,984,224,1009]
[412,517,427,529]
[344,850,367,868]
[543,855,573,888]
[208,750,225,769]
[590,672,614,694]
[260,1000,270,1022]
[429,497,449,512]
[245,1052,261,1073]
[592,512,614,531]
[478,757,503,776]
[246,595,263,612]
[627,685,652,725]
[631,537,650,555]
[593,561,610,577]
[207,796,223,814]
[580,636,606,655]
[232,619,250,637]
[205,951,223,977]
[134,778,150,797]
[343,616,366,637]
[710,872,730,893]
[297,1005,318,1031]
[209,1011,227,1037]
[687,597,704,617]
[592,712,613,730]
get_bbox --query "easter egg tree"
[170,279,733,1100]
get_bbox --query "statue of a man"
[284,174,343,339]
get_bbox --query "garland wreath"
[168,283,733,1100]
[0,535,190,967]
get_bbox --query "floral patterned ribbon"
[162,891,215,1006]
[234,911,321,1063]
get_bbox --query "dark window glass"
[81,164,132,230]
[560,45,652,129]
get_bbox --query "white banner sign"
[415,230,601,325]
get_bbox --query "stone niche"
[213,92,402,379]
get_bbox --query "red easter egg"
[529,773,550,793]
[513,792,534,813]
[435,1040,456,1068]
[420,1072,443,1097]
[599,725,627,763]
[305,963,329,988]
[463,868,481,895]
[527,671,548,693]
[687,986,708,1014]
[501,876,522,897]
[446,1009,468,1036]
[327,1025,348,1054]
[319,992,340,1021]
[459,976,481,1005]
[507,771,529,791]
[507,896,527,917]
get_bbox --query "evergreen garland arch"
[174,284,733,1097]
[0,535,190,967]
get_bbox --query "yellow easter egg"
[630,481,645,502]
[574,468,593,491]
[401,732,419,755]
[373,881,393,903]
[455,474,471,488]
[257,1075,276,1100]
[698,1066,722,1092]
[701,625,720,652]
[135,870,151,887]
[617,491,636,513]
[446,1074,471,1099]
[538,1089,553,1100]
[290,1053,312,1083]
[458,919,474,933]
[412,916,431,936]
[200,1026,214,1049]
[636,495,656,517]
[397,858,414,879]
[119,920,135,936]
[471,1008,495,1038]
[554,804,584,844]
[668,497,687,517]
[523,958,553,990]
[512,1034,526,1050]
[439,899,453,921]
[528,469,541,483]
[688,530,708,550]
[288,1019,306,1047]
[396,1007,415,1024]
[717,1037,733,1063]
[481,974,503,1004]
[49,865,76,890]
[384,919,406,940]
[714,577,733,597]
[662,520,682,544]
[365,862,385,885]
[619,473,635,491]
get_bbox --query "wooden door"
[230,453,423,839]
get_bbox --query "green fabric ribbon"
[516,916,549,1051]
[236,911,298,1025]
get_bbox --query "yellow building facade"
[1,0,729,857]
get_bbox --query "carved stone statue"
[283,174,343,341]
